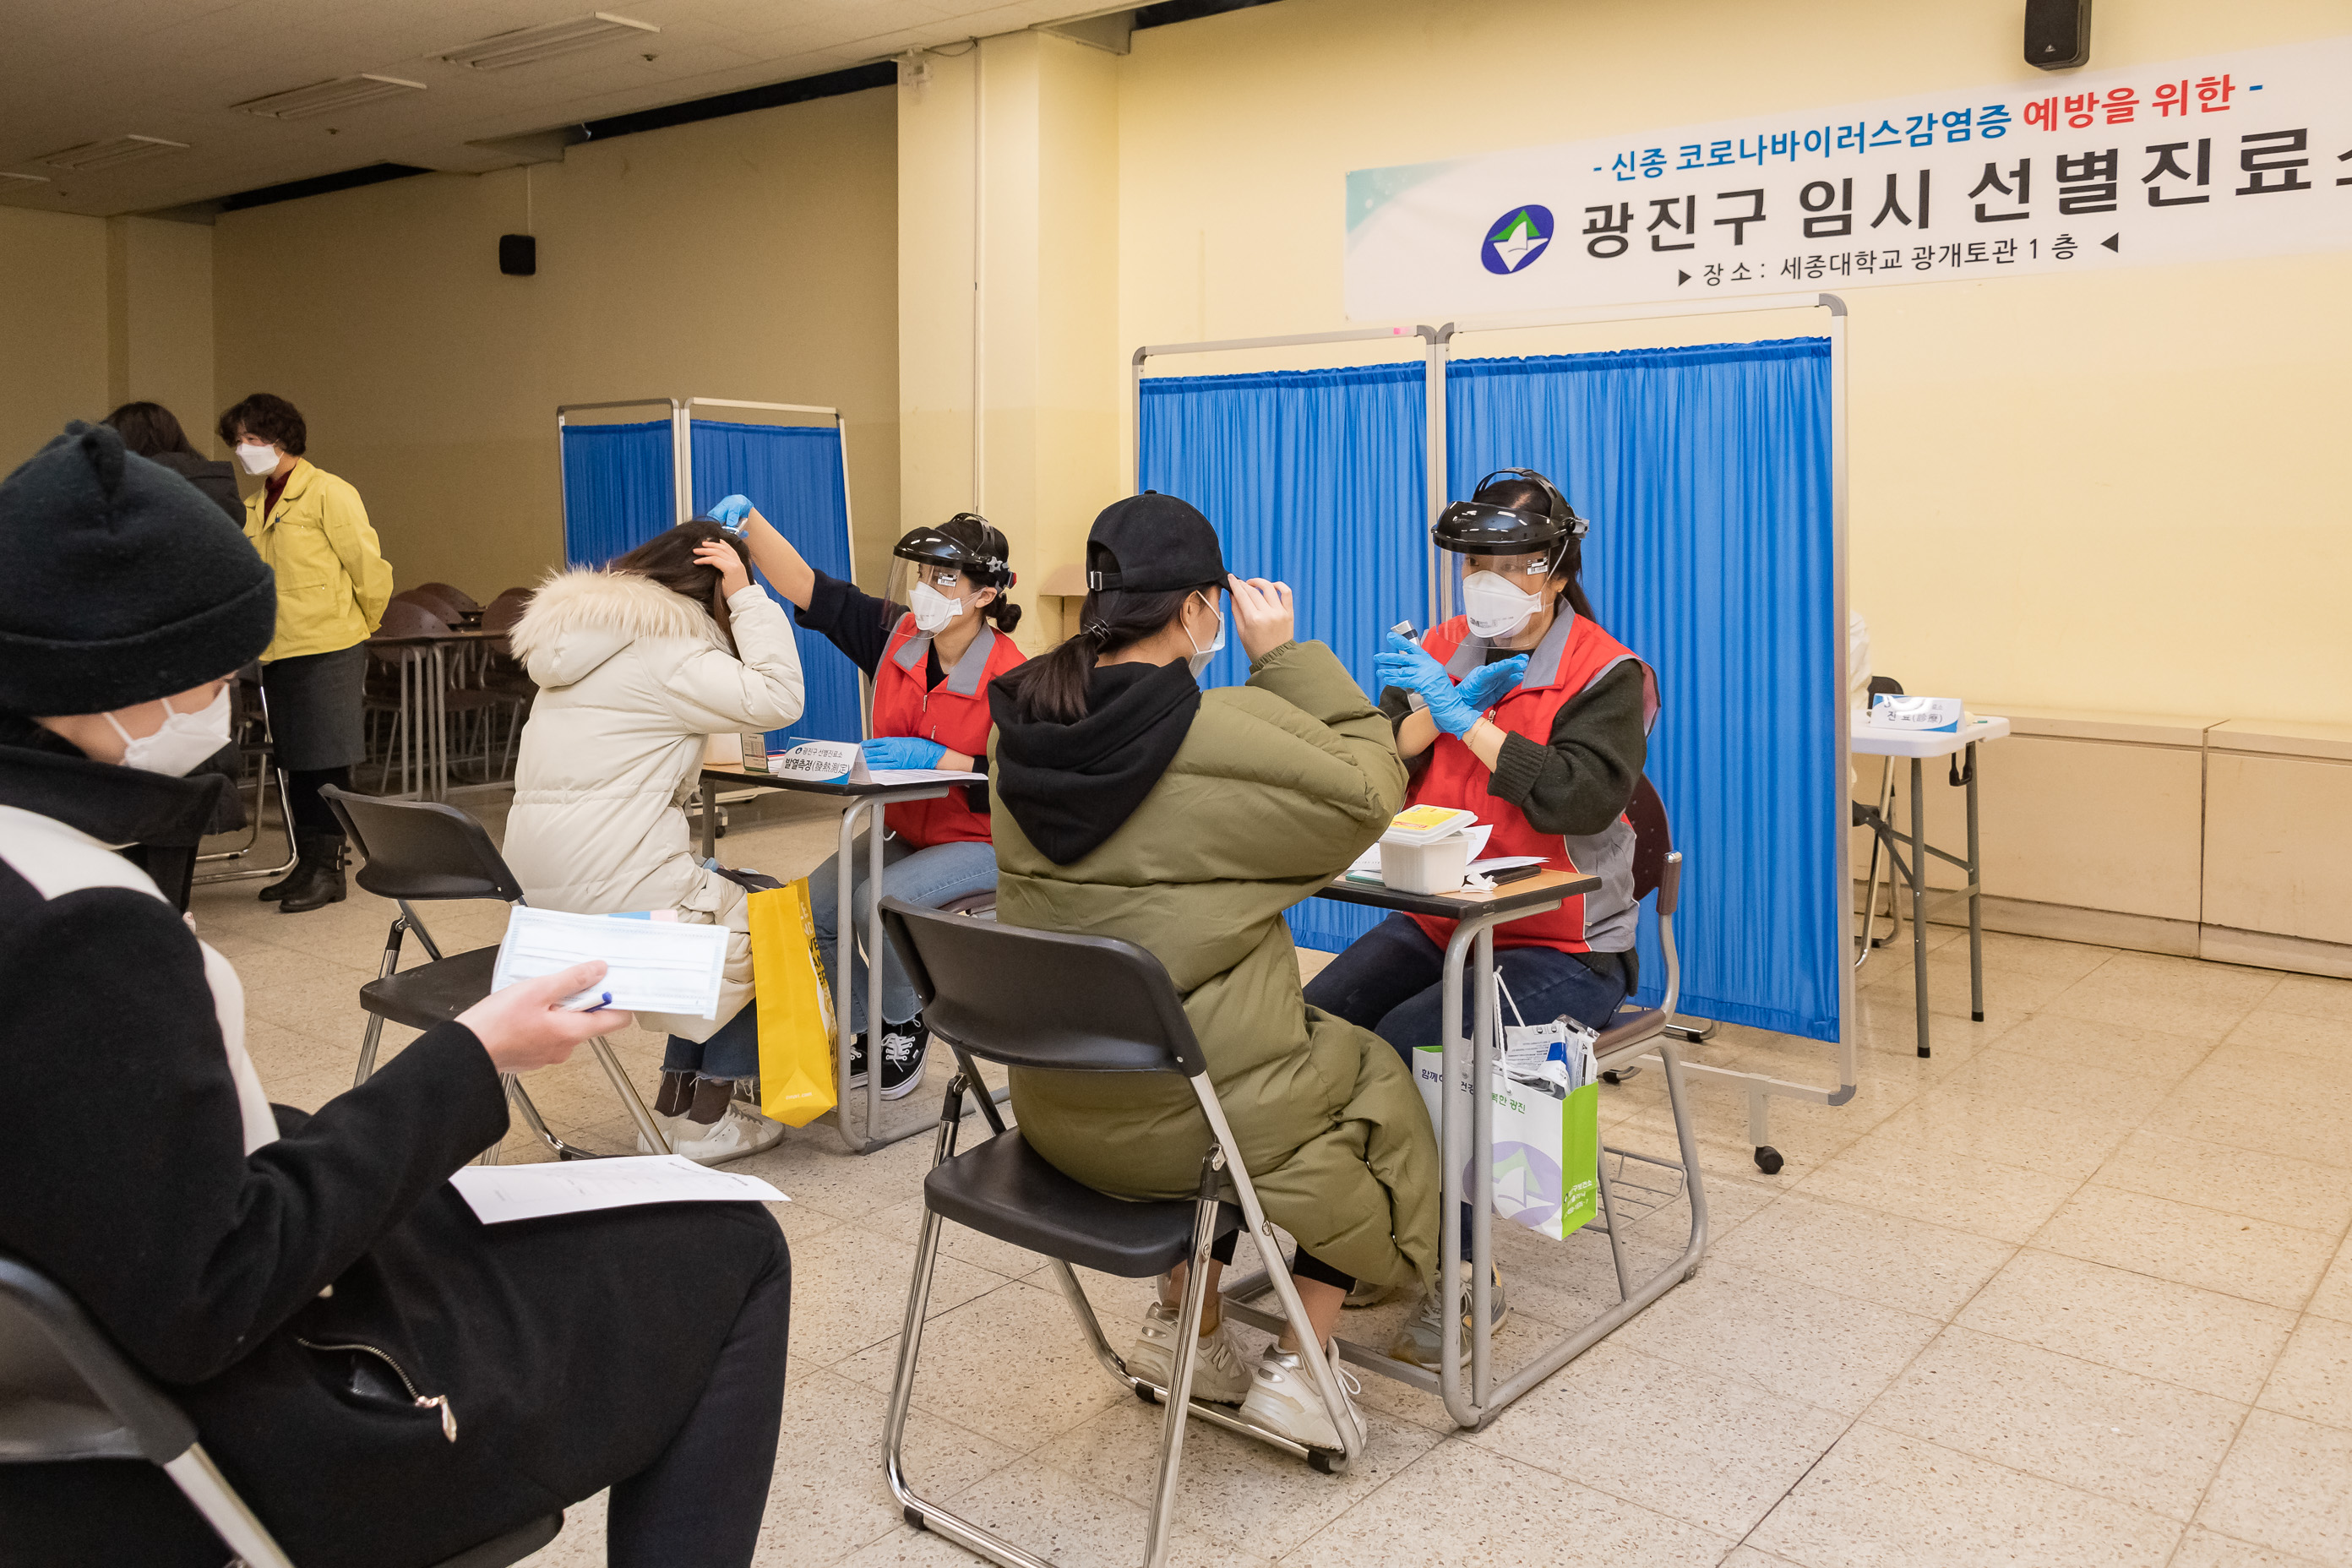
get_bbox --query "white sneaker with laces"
[669,1103,785,1166]
[1124,1300,1251,1405]
[1239,1343,1361,1451]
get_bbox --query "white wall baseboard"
[1862,886,2352,978]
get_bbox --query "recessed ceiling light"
[1,172,53,186]
[236,74,427,120]
[433,12,659,71]
[40,135,189,172]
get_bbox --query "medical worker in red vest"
[1303,469,1657,1369]
[715,498,1026,1100]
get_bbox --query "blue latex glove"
[1372,630,1482,737]
[863,736,946,770]
[707,494,754,533]
[1454,652,1530,715]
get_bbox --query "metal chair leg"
[502,1077,597,1161]
[590,1035,669,1155]
[161,1444,297,1568]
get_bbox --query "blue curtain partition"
[1450,338,1838,1041]
[690,419,863,746]
[560,420,673,567]
[1139,361,1430,956]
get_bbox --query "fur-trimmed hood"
[509,568,722,689]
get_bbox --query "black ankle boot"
[276,831,347,913]
[255,848,304,901]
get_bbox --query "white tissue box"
[1870,694,1963,732]
[1383,835,1470,896]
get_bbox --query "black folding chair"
[876,900,1363,1568]
[319,786,669,1162]
[195,667,298,888]
[0,1251,559,1568]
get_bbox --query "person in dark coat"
[103,400,243,525]
[103,400,253,836]
[0,422,792,1568]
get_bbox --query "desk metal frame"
[701,768,999,1154]
[1849,718,2010,1059]
[1216,873,1708,1431]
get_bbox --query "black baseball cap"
[1084,492,1226,593]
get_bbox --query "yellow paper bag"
[748,879,838,1127]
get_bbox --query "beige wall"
[1111,0,2352,726]
[0,208,109,467]
[213,85,900,602]
[107,216,216,445]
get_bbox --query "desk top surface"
[369,628,509,645]
[1314,865,1599,921]
[1849,714,2012,758]
[699,765,954,799]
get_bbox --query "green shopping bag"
[1412,982,1602,1242]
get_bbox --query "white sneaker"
[1125,1300,1251,1404]
[670,1103,786,1166]
[1387,1262,1509,1371]
[1239,1343,1361,1451]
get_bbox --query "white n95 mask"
[1185,591,1227,679]
[106,685,232,777]
[1461,570,1544,640]
[908,580,963,634]
[234,442,280,476]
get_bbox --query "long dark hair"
[934,513,1022,634]
[105,401,199,460]
[1000,584,1210,723]
[610,520,752,653]
[1476,476,1596,622]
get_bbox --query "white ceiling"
[0,0,1124,218]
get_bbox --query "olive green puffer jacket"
[990,640,1440,1294]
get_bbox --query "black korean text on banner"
[1345,36,2352,318]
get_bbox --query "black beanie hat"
[0,422,276,716]
[1084,492,1226,594]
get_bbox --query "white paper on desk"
[864,768,985,786]
[448,1156,786,1225]
[492,906,729,1018]
[1349,824,1494,875]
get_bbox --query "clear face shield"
[882,556,986,637]
[1456,549,1560,640]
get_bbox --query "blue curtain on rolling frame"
[1138,361,1429,956]
[560,420,673,566]
[690,419,863,745]
[1449,338,1838,1042]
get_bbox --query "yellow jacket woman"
[219,393,394,913]
[239,459,392,659]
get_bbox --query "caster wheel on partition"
[1754,1146,1785,1175]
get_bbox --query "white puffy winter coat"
[503,569,805,1042]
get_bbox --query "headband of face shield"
[1434,470,1589,640]
[884,514,1014,635]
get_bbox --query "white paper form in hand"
[448,1155,785,1224]
[492,906,730,1018]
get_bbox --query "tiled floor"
[190,798,2352,1568]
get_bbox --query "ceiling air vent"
[236,74,427,120]
[1,172,53,187]
[41,135,190,172]
[433,12,659,71]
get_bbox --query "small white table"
[1848,716,2012,1057]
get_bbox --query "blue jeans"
[665,999,760,1081]
[1304,914,1631,1265]
[808,834,999,1034]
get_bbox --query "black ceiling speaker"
[2026,0,2090,69]
[498,233,536,276]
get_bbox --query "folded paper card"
[765,738,980,788]
[448,1155,785,1224]
[492,906,730,1018]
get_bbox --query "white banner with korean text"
[1343,37,2352,318]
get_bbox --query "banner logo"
[1480,204,1554,274]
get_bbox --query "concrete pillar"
[897,30,1123,653]
[105,216,215,444]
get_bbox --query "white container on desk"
[1384,835,1471,895]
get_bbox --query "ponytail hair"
[1000,584,1204,723]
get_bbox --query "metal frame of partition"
[1130,290,1855,1168]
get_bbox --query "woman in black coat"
[103,400,243,525]
[0,422,792,1568]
